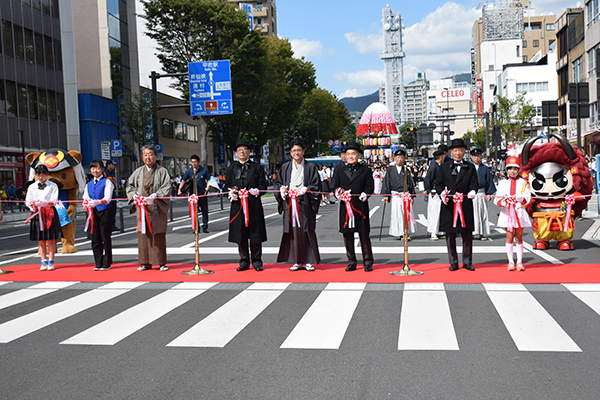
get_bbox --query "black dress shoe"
[463,264,475,271]
[237,265,250,271]
[203,227,209,233]
[449,264,459,271]
[345,264,357,271]
[364,265,373,272]
[253,265,263,271]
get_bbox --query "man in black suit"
[434,138,479,271]
[332,141,374,272]
[225,139,268,271]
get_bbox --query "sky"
[276,0,582,99]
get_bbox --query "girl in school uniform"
[495,156,532,271]
[25,165,63,271]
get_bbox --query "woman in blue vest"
[83,159,114,271]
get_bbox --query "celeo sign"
[438,89,470,102]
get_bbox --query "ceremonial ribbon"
[505,196,522,232]
[340,190,355,229]
[239,188,249,227]
[135,195,152,234]
[452,193,466,228]
[188,194,198,232]
[24,201,39,226]
[400,192,416,227]
[288,189,301,228]
[83,199,95,234]
[563,194,576,232]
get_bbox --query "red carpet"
[2,262,600,284]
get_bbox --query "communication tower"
[380,5,405,125]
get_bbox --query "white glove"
[279,185,288,199]
[500,195,509,207]
[91,199,102,208]
[147,193,157,200]
[359,192,367,202]
[334,187,344,199]
[249,188,260,197]
[516,195,524,203]
[467,190,476,199]
[228,188,238,202]
[36,200,49,207]
[441,189,450,205]
[298,186,308,196]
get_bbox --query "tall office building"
[228,0,277,36]
[403,72,428,122]
[0,0,78,188]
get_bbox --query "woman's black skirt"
[29,207,63,241]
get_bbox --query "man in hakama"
[381,148,416,239]
[470,148,496,241]
[274,139,321,271]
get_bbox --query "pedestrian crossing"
[1,282,600,352]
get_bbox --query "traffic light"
[492,126,501,147]
[408,126,415,133]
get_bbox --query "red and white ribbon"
[83,199,95,234]
[239,188,249,227]
[452,193,466,228]
[401,192,416,227]
[505,196,521,232]
[188,194,198,232]
[563,194,576,232]
[135,195,152,234]
[340,190,355,229]
[288,189,301,227]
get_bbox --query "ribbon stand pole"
[182,168,214,275]
[390,166,423,276]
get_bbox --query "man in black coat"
[434,138,479,271]
[225,139,268,271]
[333,141,374,271]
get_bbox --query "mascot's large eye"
[532,172,545,191]
[553,170,570,190]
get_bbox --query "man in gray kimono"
[127,144,172,271]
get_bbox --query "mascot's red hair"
[519,133,593,250]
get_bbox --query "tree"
[463,127,487,152]
[496,93,536,146]
[117,93,159,163]
[398,122,417,151]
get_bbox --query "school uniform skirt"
[29,207,63,241]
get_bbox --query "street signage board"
[189,60,233,116]
[155,143,163,161]
[101,141,110,161]
[111,139,122,157]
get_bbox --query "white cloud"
[290,39,326,59]
[343,31,382,55]
[334,69,385,87]
[530,0,581,16]
[338,88,361,99]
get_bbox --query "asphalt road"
[1,193,600,399]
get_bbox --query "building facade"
[0,0,78,188]
[228,0,277,36]
[403,72,428,123]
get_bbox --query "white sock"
[506,242,514,264]
[516,243,523,264]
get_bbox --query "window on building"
[44,35,54,69]
[175,121,186,140]
[5,81,16,117]
[38,88,47,121]
[256,17,263,26]
[23,0,32,7]
[523,55,528,63]
[489,84,495,91]
[13,25,24,60]
[589,46,599,76]
[588,0,599,25]
[516,45,520,57]
[24,29,35,64]
[51,0,59,18]
[47,90,57,122]
[517,83,527,92]
[489,64,494,71]
[187,124,198,142]
[546,23,555,31]
[32,0,41,12]
[41,0,51,15]
[533,40,539,47]
[34,33,44,66]
[108,14,120,41]
[17,84,28,118]
[523,40,527,48]
[28,86,37,119]
[53,40,61,71]
[0,80,6,115]
[57,92,65,123]
[107,0,119,18]
[573,56,584,83]
[161,118,173,138]
[3,21,13,58]
[256,2,263,10]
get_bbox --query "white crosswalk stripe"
[0,283,597,352]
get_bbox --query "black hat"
[394,148,406,157]
[344,141,362,152]
[470,148,483,155]
[106,160,115,165]
[233,139,251,151]
[449,138,467,149]
[432,150,444,157]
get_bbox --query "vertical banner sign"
[189,60,233,116]
[476,79,483,117]
[239,3,254,27]
[218,143,226,164]
[101,141,111,161]
[471,48,477,114]
[142,92,153,141]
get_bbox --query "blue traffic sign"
[155,144,163,153]
[111,139,122,157]
[189,60,233,116]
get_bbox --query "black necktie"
[38,182,46,190]
[94,179,98,185]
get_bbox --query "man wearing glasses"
[225,139,268,271]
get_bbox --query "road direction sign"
[111,140,122,157]
[101,141,110,161]
[189,60,233,116]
